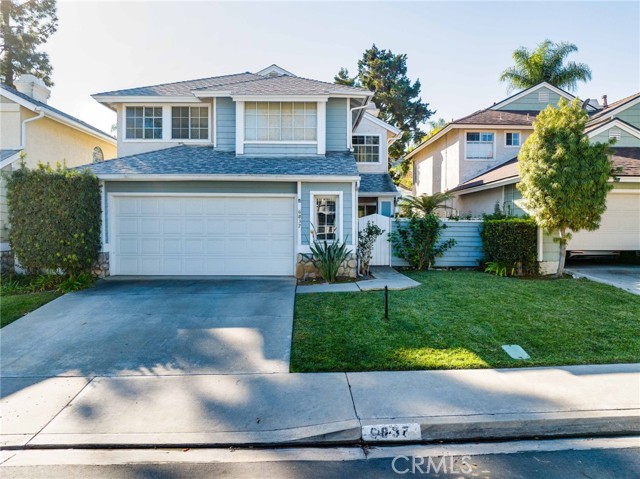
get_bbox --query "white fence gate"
[358,214,392,266]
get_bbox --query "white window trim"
[309,190,343,243]
[352,134,383,164]
[464,130,497,161]
[121,103,212,143]
[504,131,521,148]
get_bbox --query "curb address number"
[362,423,421,441]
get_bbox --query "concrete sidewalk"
[2,364,638,448]
[297,266,420,293]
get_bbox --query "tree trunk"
[1,0,15,87]
[556,228,568,278]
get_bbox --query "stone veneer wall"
[92,252,110,278]
[1,250,15,275]
[295,253,357,281]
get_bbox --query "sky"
[42,0,640,134]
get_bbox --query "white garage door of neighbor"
[111,195,295,276]
[569,193,640,251]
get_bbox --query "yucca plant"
[304,238,351,283]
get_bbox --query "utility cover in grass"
[502,345,530,360]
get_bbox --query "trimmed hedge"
[6,164,101,275]
[481,218,538,276]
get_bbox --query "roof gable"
[256,64,295,77]
[490,83,583,112]
[588,93,640,124]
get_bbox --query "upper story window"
[353,135,380,163]
[244,102,317,142]
[171,106,209,140]
[466,132,494,160]
[125,107,162,140]
[505,132,521,147]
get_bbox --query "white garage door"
[111,195,295,276]
[569,192,640,251]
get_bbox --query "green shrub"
[481,218,538,276]
[58,273,96,293]
[303,239,351,283]
[390,215,456,270]
[5,164,101,275]
[357,221,385,276]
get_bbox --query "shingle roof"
[589,92,640,121]
[94,72,371,98]
[450,158,519,192]
[79,145,359,177]
[359,173,398,194]
[0,149,21,162]
[0,84,114,140]
[452,147,640,193]
[453,109,538,125]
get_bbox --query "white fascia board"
[405,125,454,160]
[453,176,520,195]
[587,119,640,139]
[362,112,401,134]
[587,97,640,125]
[1,89,115,144]
[95,174,360,182]
[489,82,576,111]
[0,151,22,169]
[231,95,329,102]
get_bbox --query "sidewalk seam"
[344,373,363,436]
[23,375,97,448]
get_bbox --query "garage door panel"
[569,193,640,251]
[112,196,294,276]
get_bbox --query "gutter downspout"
[20,107,45,150]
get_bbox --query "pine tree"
[0,0,58,88]
[336,44,434,176]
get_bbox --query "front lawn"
[0,291,61,328]
[291,271,640,372]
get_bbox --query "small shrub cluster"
[481,218,538,276]
[357,221,385,276]
[390,215,456,270]
[303,238,351,283]
[5,164,101,276]
[0,273,95,295]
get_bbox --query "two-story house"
[81,65,399,277]
[408,82,640,257]
[0,75,117,263]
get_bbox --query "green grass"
[291,271,640,372]
[0,291,61,328]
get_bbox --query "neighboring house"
[79,64,400,277]
[408,82,640,262]
[0,75,117,258]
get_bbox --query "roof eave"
[93,173,360,182]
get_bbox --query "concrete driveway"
[0,277,296,377]
[566,265,640,296]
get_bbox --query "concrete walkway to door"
[0,277,296,378]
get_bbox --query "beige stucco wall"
[413,131,455,196]
[454,187,504,217]
[1,105,116,244]
[0,99,22,148]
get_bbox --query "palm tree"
[499,40,592,93]
[398,192,453,217]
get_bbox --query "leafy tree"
[0,0,58,87]
[426,118,447,138]
[499,39,592,93]
[336,44,434,175]
[398,192,453,218]
[517,98,613,277]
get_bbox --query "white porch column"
[317,101,326,155]
[235,100,244,155]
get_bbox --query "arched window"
[92,146,104,163]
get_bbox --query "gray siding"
[216,97,236,151]
[243,144,317,156]
[497,86,564,111]
[326,98,348,151]
[301,182,354,245]
[615,103,640,128]
[590,127,640,147]
[391,219,484,267]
